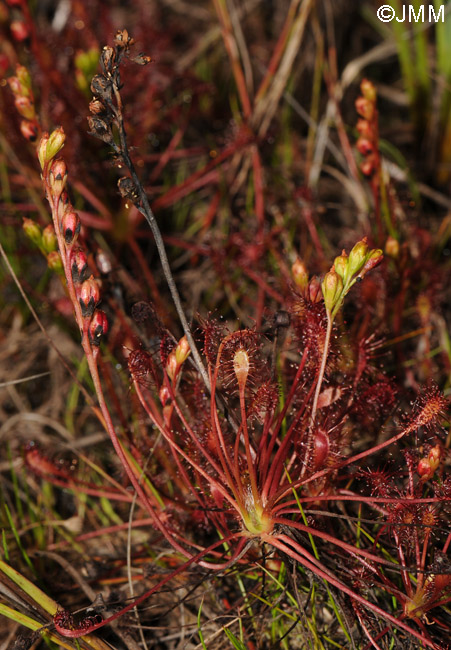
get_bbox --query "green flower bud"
[175,335,191,365]
[38,127,65,168]
[333,252,348,279]
[47,251,63,274]
[292,258,309,291]
[41,224,57,253]
[360,79,377,103]
[322,269,343,314]
[22,218,42,247]
[347,238,369,278]
[384,236,399,259]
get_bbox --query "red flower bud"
[175,335,191,365]
[360,158,375,176]
[356,137,374,156]
[79,276,100,317]
[358,249,383,279]
[70,248,89,284]
[49,158,67,197]
[88,310,108,346]
[356,119,373,138]
[20,119,39,142]
[355,97,374,122]
[61,210,80,245]
[165,351,178,381]
[10,20,30,42]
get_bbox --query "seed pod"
[90,74,113,102]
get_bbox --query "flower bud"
[175,335,191,365]
[8,76,22,96]
[88,310,108,346]
[356,119,373,138]
[47,251,63,274]
[10,20,29,42]
[292,258,309,291]
[333,252,348,279]
[20,120,39,142]
[355,97,374,122]
[308,276,323,303]
[41,224,57,253]
[385,236,399,259]
[360,158,375,176]
[417,458,434,481]
[166,351,178,381]
[321,269,343,313]
[38,127,65,168]
[22,218,42,247]
[61,210,80,245]
[70,248,89,283]
[159,385,170,407]
[358,248,383,279]
[356,137,373,156]
[49,158,67,197]
[16,65,31,91]
[360,79,377,103]
[79,276,101,317]
[347,238,369,278]
[14,95,35,120]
